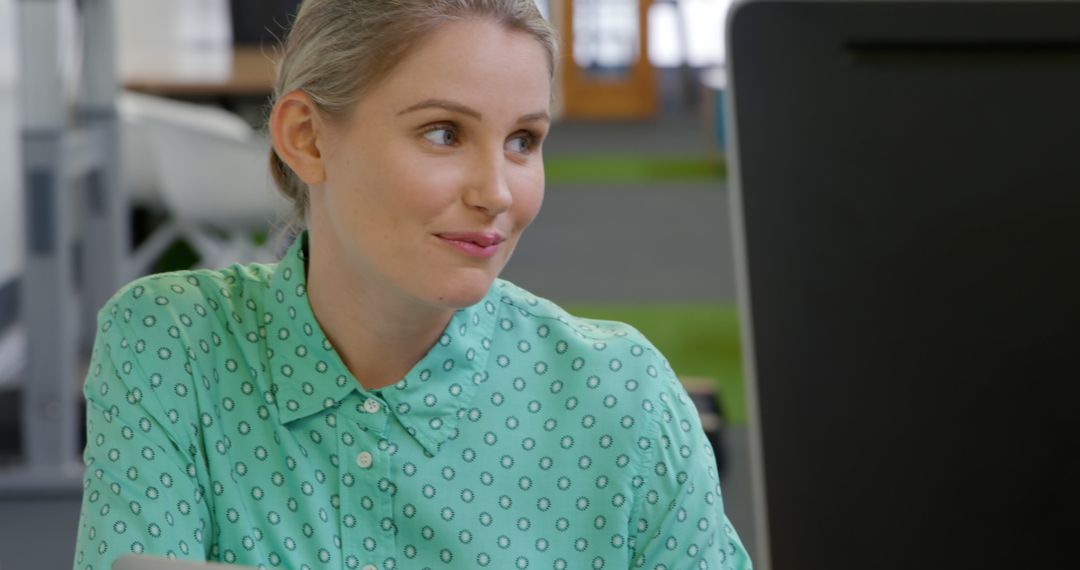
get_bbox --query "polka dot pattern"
[74,231,751,569]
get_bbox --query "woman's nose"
[464,151,514,216]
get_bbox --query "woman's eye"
[506,134,536,154]
[422,127,456,146]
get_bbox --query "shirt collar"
[265,230,499,456]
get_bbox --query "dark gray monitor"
[726,1,1080,568]
[229,0,303,45]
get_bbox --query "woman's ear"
[269,90,330,186]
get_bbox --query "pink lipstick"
[435,231,505,259]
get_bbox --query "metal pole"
[79,0,129,346]
[0,0,122,497]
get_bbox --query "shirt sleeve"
[628,363,753,570]
[73,303,212,569]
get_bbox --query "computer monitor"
[726,1,1080,568]
[229,0,303,45]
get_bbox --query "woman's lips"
[435,232,505,259]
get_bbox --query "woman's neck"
[303,232,454,391]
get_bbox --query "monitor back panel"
[728,1,1080,567]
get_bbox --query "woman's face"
[310,18,551,310]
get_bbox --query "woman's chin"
[433,275,497,309]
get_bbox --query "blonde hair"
[268,0,558,233]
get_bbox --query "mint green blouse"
[74,231,751,570]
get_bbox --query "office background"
[0,1,748,569]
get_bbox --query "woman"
[74,1,751,569]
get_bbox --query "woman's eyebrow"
[398,99,481,119]
[397,98,550,124]
[518,111,550,124]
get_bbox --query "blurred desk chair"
[119,92,290,271]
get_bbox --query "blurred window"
[573,0,641,72]
[647,0,732,68]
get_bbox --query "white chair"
[121,92,291,271]
[118,92,178,207]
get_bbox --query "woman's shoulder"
[490,278,676,383]
[87,261,283,423]
[492,278,647,345]
[98,261,278,328]
[490,279,701,431]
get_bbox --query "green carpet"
[561,303,747,425]
[544,155,726,184]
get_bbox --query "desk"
[122,46,278,97]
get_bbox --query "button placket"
[354,396,390,433]
[341,393,394,570]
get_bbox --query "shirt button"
[363,399,381,414]
[362,565,377,570]
[356,451,373,469]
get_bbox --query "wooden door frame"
[558,0,657,120]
